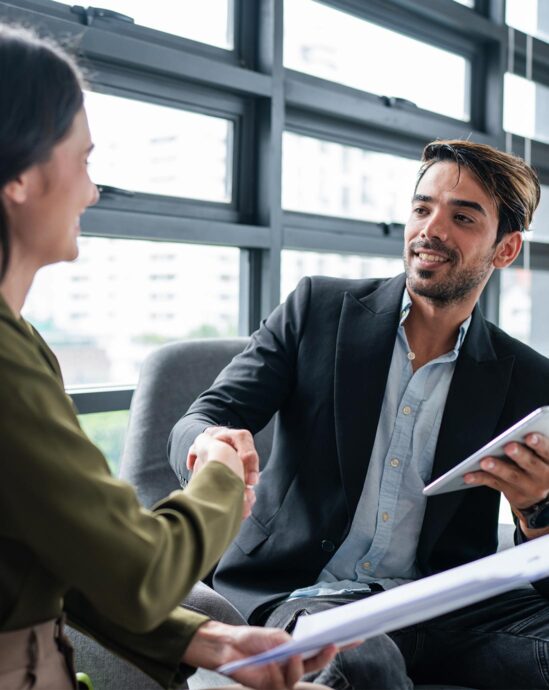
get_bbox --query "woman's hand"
[187,432,256,518]
[187,433,244,482]
[182,621,337,690]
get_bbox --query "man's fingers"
[186,445,197,471]
[481,456,524,485]
[242,487,256,519]
[525,433,549,462]
[210,427,257,455]
[206,427,260,484]
[241,450,260,485]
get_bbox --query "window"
[506,0,549,43]
[55,0,234,49]
[284,0,470,120]
[11,0,549,436]
[503,74,549,145]
[85,91,233,202]
[23,238,240,387]
[281,250,403,302]
[79,410,129,475]
[283,133,418,223]
[500,268,549,358]
[530,185,549,243]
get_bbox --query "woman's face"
[5,106,98,269]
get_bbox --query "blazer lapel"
[334,274,405,521]
[418,306,515,561]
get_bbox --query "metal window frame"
[1,0,547,415]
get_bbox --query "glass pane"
[284,0,470,120]
[506,0,549,43]
[500,268,549,358]
[55,0,233,49]
[283,132,418,223]
[23,238,240,387]
[79,410,129,475]
[503,73,549,145]
[281,250,403,302]
[85,91,232,202]
[530,184,549,242]
[453,0,474,6]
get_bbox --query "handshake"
[188,426,261,519]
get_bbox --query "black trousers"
[264,587,549,690]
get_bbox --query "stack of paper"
[218,534,549,674]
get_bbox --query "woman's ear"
[1,172,32,206]
[493,231,523,269]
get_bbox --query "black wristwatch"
[519,496,549,529]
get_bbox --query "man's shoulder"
[485,319,549,372]
[303,274,402,302]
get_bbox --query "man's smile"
[416,252,449,264]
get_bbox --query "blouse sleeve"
[0,326,244,634]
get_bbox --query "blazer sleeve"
[0,328,244,644]
[64,590,206,689]
[168,276,313,481]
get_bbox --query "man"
[169,140,549,689]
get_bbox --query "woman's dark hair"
[0,25,84,280]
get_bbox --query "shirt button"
[362,561,371,570]
[402,405,412,415]
[382,512,390,522]
[390,458,400,468]
[321,540,335,553]
[407,352,415,360]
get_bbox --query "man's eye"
[413,207,427,215]
[455,214,472,223]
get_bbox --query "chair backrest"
[119,337,274,507]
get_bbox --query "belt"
[0,619,60,673]
[0,617,76,688]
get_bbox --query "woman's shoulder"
[0,309,63,391]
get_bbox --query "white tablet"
[423,406,549,497]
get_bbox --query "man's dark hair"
[417,139,541,243]
[0,25,84,280]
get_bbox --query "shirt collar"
[399,288,471,355]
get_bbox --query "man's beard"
[403,238,495,306]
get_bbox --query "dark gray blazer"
[169,273,549,623]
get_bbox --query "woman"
[0,24,335,690]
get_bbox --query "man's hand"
[182,621,337,690]
[464,432,549,538]
[188,427,260,518]
[188,433,244,482]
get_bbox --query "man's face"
[403,161,501,306]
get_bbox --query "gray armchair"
[68,337,513,689]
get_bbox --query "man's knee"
[313,634,412,690]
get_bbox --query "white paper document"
[217,534,549,675]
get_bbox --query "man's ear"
[493,231,523,269]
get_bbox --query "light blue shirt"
[289,289,471,599]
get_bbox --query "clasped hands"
[464,432,549,538]
[187,426,259,519]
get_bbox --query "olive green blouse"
[0,294,244,688]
